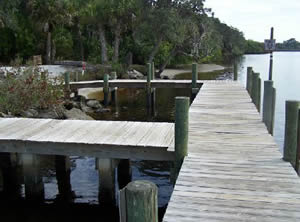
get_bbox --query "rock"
[21,109,39,118]
[64,108,94,120]
[81,104,94,113]
[127,69,144,79]
[37,106,65,119]
[0,112,8,117]
[86,100,102,109]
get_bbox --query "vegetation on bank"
[0,0,247,75]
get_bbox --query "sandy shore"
[160,64,225,79]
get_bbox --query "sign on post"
[264,39,276,51]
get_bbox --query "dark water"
[0,69,230,222]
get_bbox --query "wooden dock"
[0,118,174,161]
[164,81,300,221]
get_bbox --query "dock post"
[263,81,276,135]
[252,72,261,112]
[283,101,300,169]
[174,97,190,180]
[233,62,238,81]
[151,62,155,80]
[117,159,132,190]
[192,63,199,99]
[103,74,110,106]
[296,110,300,174]
[97,159,117,205]
[146,63,152,116]
[119,180,158,222]
[246,67,253,96]
[64,72,70,99]
[110,72,118,105]
[55,155,73,202]
[21,154,44,202]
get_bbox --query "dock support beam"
[283,100,300,169]
[263,81,276,135]
[246,67,253,95]
[119,180,158,222]
[22,154,44,202]
[103,74,109,106]
[97,158,117,205]
[252,72,261,112]
[55,155,73,202]
[174,97,190,180]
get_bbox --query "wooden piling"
[283,100,300,168]
[110,72,118,105]
[151,62,155,80]
[119,180,158,222]
[252,72,261,112]
[117,159,132,190]
[246,67,253,95]
[263,81,276,135]
[97,158,117,205]
[103,74,109,106]
[55,155,73,201]
[174,97,190,178]
[296,110,300,174]
[233,62,238,81]
[21,154,44,202]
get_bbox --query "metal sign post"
[264,27,275,80]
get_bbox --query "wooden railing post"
[246,67,253,95]
[263,80,276,135]
[283,100,300,169]
[174,97,190,178]
[119,180,158,222]
[103,74,109,106]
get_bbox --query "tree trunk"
[51,40,56,63]
[98,23,108,64]
[157,46,178,77]
[113,21,121,63]
[46,31,52,65]
[148,36,163,64]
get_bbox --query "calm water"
[238,52,300,151]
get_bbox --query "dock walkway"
[164,81,300,221]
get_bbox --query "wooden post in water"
[64,72,70,99]
[233,62,238,81]
[119,180,158,222]
[252,72,261,112]
[117,159,132,190]
[21,154,44,202]
[174,97,190,180]
[191,63,199,97]
[146,63,152,116]
[283,101,300,169]
[55,155,73,202]
[97,159,117,205]
[296,110,300,174]
[103,74,109,106]
[268,27,274,81]
[263,80,276,135]
[110,72,118,105]
[151,62,155,80]
[246,67,253,96]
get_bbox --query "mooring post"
[110,72,118,105]
[97,159,117,206]
[246,67,253,96]
[174,97,190,181]
[103,74,110,106]
[252,72,261,112]
[64,72,70,99]
[296,110,300,174]
[283,101,300,169]
[117,159,132,190]
[21,154,44,202]
[233,62,238,81]
[263,81,276,135]
[55,155,73,202]
[151,62,155,80]
[119,180,158,222]
[191,63,199,97]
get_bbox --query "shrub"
[0,67,64,115]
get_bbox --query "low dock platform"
[164,81,300,221]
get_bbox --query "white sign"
[264,39,276,51]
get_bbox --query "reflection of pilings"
[117,159,132,190]
[0,153,22,200]
[97,159,117,206]
[21,154,44,202]
[55,155,73,202]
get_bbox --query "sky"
[204,0,300,43]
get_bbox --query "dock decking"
[164,81,300,221]
[0,118,174,161]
